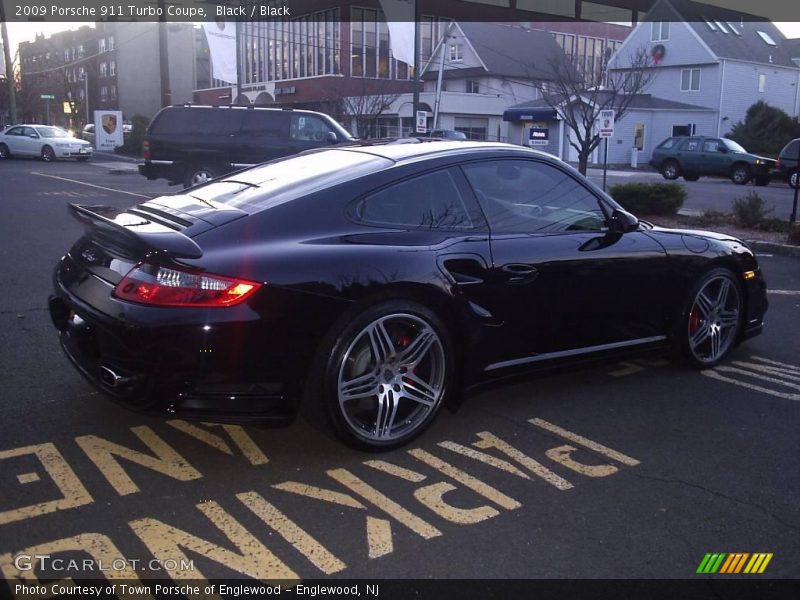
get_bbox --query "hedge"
[608,182,686,216]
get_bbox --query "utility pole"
[157,0,171,107]
[0,3,19,124]
[411,0,420,123]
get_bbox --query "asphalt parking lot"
[0,156,798,591]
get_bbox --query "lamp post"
[82,72,89,125]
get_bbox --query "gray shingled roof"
[654,0,798,69]
[508,92,713,112]
[423,22,568,82]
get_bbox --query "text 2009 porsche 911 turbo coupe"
[49,141,767,450]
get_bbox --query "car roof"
[333,139,551,163]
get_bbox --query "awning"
[503,107,558,122]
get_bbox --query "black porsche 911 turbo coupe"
[49,140,767,450]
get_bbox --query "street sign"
[40,94,55,100]
[415,110,427,134]
[528,127,549,146]
[598,109,615,138]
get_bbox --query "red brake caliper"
[688,305,700,335]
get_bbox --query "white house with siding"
[608,0,800,163]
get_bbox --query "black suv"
[139,105,355,187]
[776,138,800,189]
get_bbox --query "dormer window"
[757,31,776,46]
[727,22,741,36]
[702,17,717,31]
[715,21,729,34]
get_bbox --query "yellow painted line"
[75,426,202,496]
[16,472,40,484]
[167,420,233,455]
[219,425,269,466]
[130,500,299,586]
[31,171,153,198]
[702,369,800,401]
[731,361,800,383]
[408,449,521,511]
[328,468,442,539]
[758,553,773,573]
[472,431,573,490]
[365,516,393,559]
[0,443,93,526]
[530,418,641,467]
[363,460,427,482]
[719,553,736,573]
[545,445,619,478]
[413,482,500,525]
[272,482,365,509]
[437,441,530,480]
[237,491,346,574]
[750,356,800,373]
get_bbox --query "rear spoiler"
[69,203,203,259]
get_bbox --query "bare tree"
[534,46,656,175]
[332,77,401,139]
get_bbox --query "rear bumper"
[139,161,181,184]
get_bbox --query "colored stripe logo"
[696,553,773,574]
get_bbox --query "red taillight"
[142,139,150,160]
[114,263,261,307]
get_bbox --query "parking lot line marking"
[413,482,500,525]
[166,420,234,455]
[529,419,641,467]
[767,290,800,296]
[438,441,531,480]
[408,449,522,510]
[272,482,365,509]
[731,361,800,382]
[750,356,800,373]
[701,369,800,401]
[714,365,800,390]
[471,432,572,489]
[366,516,393,559]
[545,445,619,478]
[364,460,427,482]
[31,171,153,198]
[237,491,347,574]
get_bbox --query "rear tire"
[183,165,218,188]
[307,299,454,451]
[661,160,680,180]
[0,143,10,159]
[730,164,751,185]
[41,145,56,162]
[676,268,742,368]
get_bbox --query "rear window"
[186,149,392,212]
[657,138,677,149]
[780,139,800,157]
[149,107,244,136]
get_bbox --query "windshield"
[722,139,747,153]
[35,126,70,138]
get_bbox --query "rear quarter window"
[149,108,243,136]
[657,138,677,149]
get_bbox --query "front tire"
[789,171,799,190]
[661,160,680,180]
[41,145,56,162]
[0,143,10,159]
[678,268,742,368]
[683,173,700,182]
[314,300,453,451]
[731,164,751,185]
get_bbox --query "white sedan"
[0,124,93,161]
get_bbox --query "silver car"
[0,125,93,161]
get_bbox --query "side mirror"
[609,208,639,234]
[29,133,38,138]
[325,131,338,144]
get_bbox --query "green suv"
[650,136,775,185]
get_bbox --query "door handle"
[501,263,538,283]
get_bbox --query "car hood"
[48,136,91,145]
[646,224,743,243]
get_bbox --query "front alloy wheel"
[684,271,741,366]
[41,146,56,162]
[661,161,679,180]
[731,165,751,185]
[333,308,449,448]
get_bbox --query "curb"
[92,151,140,163]
[745,240,800,258]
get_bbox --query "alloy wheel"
[662,162,678,180]
[731,166,749,185]
[336,313,446,443]
[41,146,55,162]
[0,144,8,159]
[687,275,740,364]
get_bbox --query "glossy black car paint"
[50,142,768,424]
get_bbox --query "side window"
[462,160,607,234]
[702,139,720,152]
[658,138,676,149]
[354,169,475,230]
[23,127,38,137]
[242,111,287,138]
[149,108,197,135]
[680,138,701,152]
[290,115,333,141]
[202,109,244,135]
[6,127,22,136]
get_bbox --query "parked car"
[419,129,468,140]
[0,124,92,161]
[49,141,767,450]
[138,104,356,188]
[775,138,800,189]
[650,136,775,185]
[82,122,132,147]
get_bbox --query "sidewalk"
[91,150,140,163]
[586,167,660,179]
